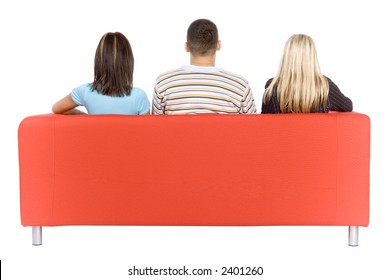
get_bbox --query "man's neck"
[190,53,216,67]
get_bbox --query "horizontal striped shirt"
[152,65,257,114]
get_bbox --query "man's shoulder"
[156,67,187,80]
[217,68,250,85]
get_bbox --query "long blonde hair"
[263,34,329,113]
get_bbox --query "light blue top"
[71,84,150,115]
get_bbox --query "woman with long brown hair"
[52,32,150,115]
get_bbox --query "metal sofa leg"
[32,226,42,246]
[348,226,359,246]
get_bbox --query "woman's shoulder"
[323,75,336,85]
[322,76,341,92]
[131,87,146,94]
[129,87,148,99]
[265,78,274,88]
[72,83,94,96]
[75,83,93,89]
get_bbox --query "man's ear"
[217,40,221,51]
[184,42,190,52]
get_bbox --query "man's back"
[152,65,257,114]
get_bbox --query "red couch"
[18,113,370,246]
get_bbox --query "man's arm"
[241,85,257,114]
[152,87,165,115]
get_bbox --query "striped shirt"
[152,65,257,114]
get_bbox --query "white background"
[1,0,389,279]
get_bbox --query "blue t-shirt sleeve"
[135,89,151,114]
[71,84,88,106]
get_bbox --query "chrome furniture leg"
[32,226,42,246]
[348,226,359,246]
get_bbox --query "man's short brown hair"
[187,19,219,56]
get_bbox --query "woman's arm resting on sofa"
[52,94,86,115]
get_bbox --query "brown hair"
[92,32,134,96]
[187,19,219,56]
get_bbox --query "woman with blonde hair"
[261,34,352,113]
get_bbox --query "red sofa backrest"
[18,113,370,227]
